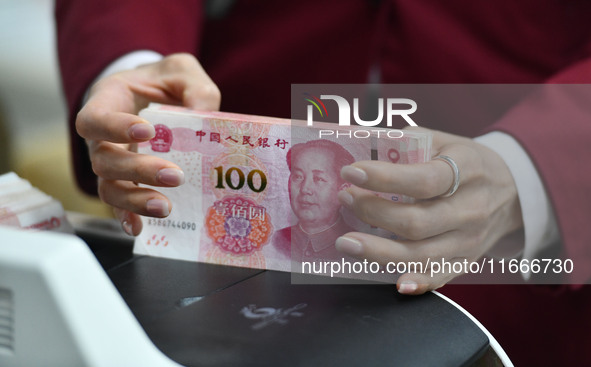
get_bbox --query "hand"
[335,128,524,295]
[76,53,221,236]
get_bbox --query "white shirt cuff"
[475,131,560,263]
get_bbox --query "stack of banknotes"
[136,104,432,273]
[0,172,72,233]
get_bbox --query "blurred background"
[0,0,111,217]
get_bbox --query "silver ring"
[434,155,460,197]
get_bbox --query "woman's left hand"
[335,128,523,294]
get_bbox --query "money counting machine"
[0,215,510,366]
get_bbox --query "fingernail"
[121,220,134,236]
[398,281,418,294]
[341,166,368,185]
[157,168,185,186]
[129,123,155,140]
[335,236,363,256]
[337,190,353,207]
[146,199,170,217]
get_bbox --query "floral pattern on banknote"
[204,246,267,269]
[205,196,273,254]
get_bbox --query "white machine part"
[0,226,182,367]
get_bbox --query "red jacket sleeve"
[55,0,204,195]
[489,61,591,283]
[378,0,591,282]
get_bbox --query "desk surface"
[79,220,492,367]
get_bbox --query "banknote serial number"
[146,218,197,231]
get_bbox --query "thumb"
[183,82,221,111]
[155,53,222,111]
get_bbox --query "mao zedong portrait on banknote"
[273,140,356,263]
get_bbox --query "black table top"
[77,220,492,367]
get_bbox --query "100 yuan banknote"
[136,104,432,272]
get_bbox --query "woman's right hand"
[76,53,221,236]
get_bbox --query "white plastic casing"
[0,226,182,367]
